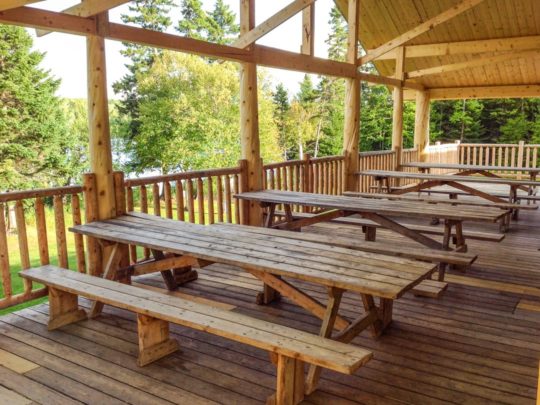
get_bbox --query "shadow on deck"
[1,204,539,404]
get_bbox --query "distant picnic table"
[359,169,540,209]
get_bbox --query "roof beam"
[300,2,315,55]
[0,0,43,12]
[358,0,486,65]
[36,0,129,37]
[405,85,540,101]
[357,72,424,91]
[407,49,540,78]
[370,35,540,60]
[232,0,316,49]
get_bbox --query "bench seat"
[21,265,373,405]
[274,211,504,243]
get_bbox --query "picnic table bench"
[360,169,540,219]
[21,266,372,404]
[69,211,436,394]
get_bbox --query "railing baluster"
[126,187,137,263]
[186,179,195,223]
[15,201,32,294]
[152,183,161,217]
[164,181,173,219]
[216,176,224,223]
[53,195,68,269]
[225,175,232,223]
[71,195,86,273]
[35,197,49,266]
[140,185,150,259]
[207,177,214,224]
[197,178,205,225]
[176,180,185,221]
[233,174,240,224]
[0,203,12,299]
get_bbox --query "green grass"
[0,199,239,315]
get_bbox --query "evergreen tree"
[177,0,209,40]
[112,0,173,150]
[272,84,291,158]
[326,6,347,61]
[207,0,239,44]
[0,25,78,190]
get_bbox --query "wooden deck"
[1,198,540,404]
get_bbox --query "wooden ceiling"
[336,0,540,90]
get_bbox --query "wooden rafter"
[232,0,316,49]
[0,0,42,12]
[407,49,540,78]
[300,3,315,55]
[369,35,540,61]
[404,85,540,101]
[358,0,486,65]
[37,0,130,37]
[357,72,424,91]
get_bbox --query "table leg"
[510,186,519,219]
[264,204,276,228]
[90,243,123,317]
[305,287,344,394]
[151,249,179,291]
[364,226,376,241]
[361,294,392,338]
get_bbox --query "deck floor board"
[1,194,539,404]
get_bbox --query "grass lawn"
[0,199,238,315]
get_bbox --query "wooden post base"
[257,282,282,305]
[173,267,198,285]
[267,355,305,405]
[136,314,179,367]
[48,287,87,331]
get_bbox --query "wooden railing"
[263,155,344,196]
[424,142,460,174]
[0,185,85,309]
[459,141,540,174]
[358,150,396,192]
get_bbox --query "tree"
[0,25,78,191]
[207,0,239,44]
[177,0,209,40]
[272,83,291,159]
[112,0,173,144]
[124,52,282,174]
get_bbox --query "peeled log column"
[343,77,360,192]
[391,47,405,170]
[87,30,115,220]
[414,90,431,162]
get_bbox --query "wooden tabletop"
[70,212,435,299]
[235,190,506,222]
[359,170,540,187]
[401,162,540,173]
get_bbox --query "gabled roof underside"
[337,0,540,89]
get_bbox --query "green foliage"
[0,24,83,190]
[121,52,281,174]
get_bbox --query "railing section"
[0,185,85,309]
[459,142,539,177]
[358,150,396,192]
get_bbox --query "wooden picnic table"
[235,190,506,253]
[401,162,540,181]
[359,170,540,214]
[70,212,435,350]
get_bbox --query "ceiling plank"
[405,85,540,100]
[0,0,42,12]
[36,0,130,36]
[370,35,540,60]
[358,0,486,65]
[232,0,316,49]
[407,49,540,78]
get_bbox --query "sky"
[28,0,336,99]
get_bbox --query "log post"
[414,90,431,162]
[87,13,117,275]
[391,46,406,171]
[343,0,360,192]
[239,0,263,226]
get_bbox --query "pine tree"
[0,25,76,190]
[272,84,291,158]
[207,0,239,44]
[326,6,347,61]
[177,0,209,40]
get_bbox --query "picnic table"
[401,162,539,182]
[359,170,540,212]
[235,190,506,253]
[70,211,435,342]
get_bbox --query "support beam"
[87,14,116,222]
[342,0,360,192]
[407,49,540,78]
[404,85,540,101]
[414,90,431,162]
[370,35,540,61]
[233,0,316,49]
[391,47,405,170]
[36,0,130,37]
[300,2,315,55]
[0,0,42,11]
[357,72,424,91]
[239,0,263,226]
[359,0,486,65]
[0,8,359,79]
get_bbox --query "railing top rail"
[359,150,395,156]
[124,166,242,187]
[310,155,344,163]
[264,159,304,169]
[459,143,540,147]
[0,185,83,203]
